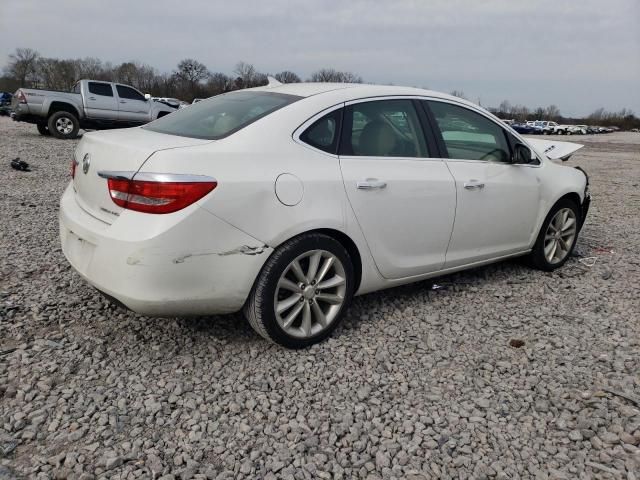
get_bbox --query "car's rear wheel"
[528,199,581,271]
[37,124,51,136]
[48,111,79,139]
[244,233,354,349]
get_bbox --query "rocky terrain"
[1,118,639,479]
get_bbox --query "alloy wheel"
[274,249,347,338]
[56,117,74,135]
[544,208,577,264]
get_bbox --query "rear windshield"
[143,91,301,140]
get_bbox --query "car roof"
[251,82,464,104]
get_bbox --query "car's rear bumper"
[59,183,272,316]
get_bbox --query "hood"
[525,138,584,161]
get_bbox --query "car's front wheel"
[528,199,581,271]
[244,233,354,348]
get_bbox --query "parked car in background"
[536,120,559,135]
[60,83,590,348]
[567,125,588,135]
[11,80,177,139]
[554,124,573,135]
[152,97,189,109]
[511,122,538,134]
[0,92,12,116]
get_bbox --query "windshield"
[143,91,301,140]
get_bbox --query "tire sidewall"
[531,198,581,271]
[48,111,79,139]
[37,124,51,136]
[252,234,354,348]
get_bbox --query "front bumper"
[580,193,591,230]
[59,183,272,316]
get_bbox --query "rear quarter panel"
[137,99,383,294]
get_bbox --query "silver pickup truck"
[11,79,177,139]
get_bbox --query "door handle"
[88,97,96,100]
[119,100,127,104]
[464,180,485,190]
[357,179,387,190]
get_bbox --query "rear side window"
[427,101,511,162]
[88,82,113,97]
[339,100,428,157]
[116,85,145,101]
[299,109,342,154]
[144,91,301,140]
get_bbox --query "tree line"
[0,47,362,102]
[2,48,638,129]
[449,91,639,130]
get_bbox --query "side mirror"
[513,143,536,164]
[144,93,151,101]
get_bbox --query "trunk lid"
[72,127,211,224]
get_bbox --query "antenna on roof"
[266,76,283,87]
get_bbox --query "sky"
[1,0,639,117]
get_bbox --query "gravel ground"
[1,117,639,479]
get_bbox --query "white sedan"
[60,82,590,348]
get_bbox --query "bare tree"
[73,57,106,80]
[498,100,511,115]
[206,72,232,95]
[234,61,261,88]
[449,90,467,99]
[5,48,40,87]
[175,58,209,85]
[309,68,362,83]
[38,58,76,90]
[544,105,561,121]
[115,62,138,86]
[274,70,301,84]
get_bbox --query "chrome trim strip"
[97,171,217,183]
[97,170,135,180]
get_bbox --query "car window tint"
[144,91,301,140]
[340,100,427,157]
[116,85,145,101]
[299,109,342,154]
[88,82,113,97]
[427,101,511,162]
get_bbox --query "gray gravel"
[1,117,639,479]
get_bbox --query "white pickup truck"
[11,79,177,139]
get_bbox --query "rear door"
[424,100,541,268]
[84,82,118,119]
[115,85,150,123]
[337,98,456,279]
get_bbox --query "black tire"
[47,111,80,139]
[527,198,581,271]
[244,233,355,349]
[36,124,51,136]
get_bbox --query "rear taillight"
[16,90,27,104]
[102,172,217,214]
[71,158,77,178]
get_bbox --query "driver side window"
[427,101,511,162]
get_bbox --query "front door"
[339,98,457,279]
[425,100,541,268]
[115,85,150,123]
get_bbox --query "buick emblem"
[82,153,91,174]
